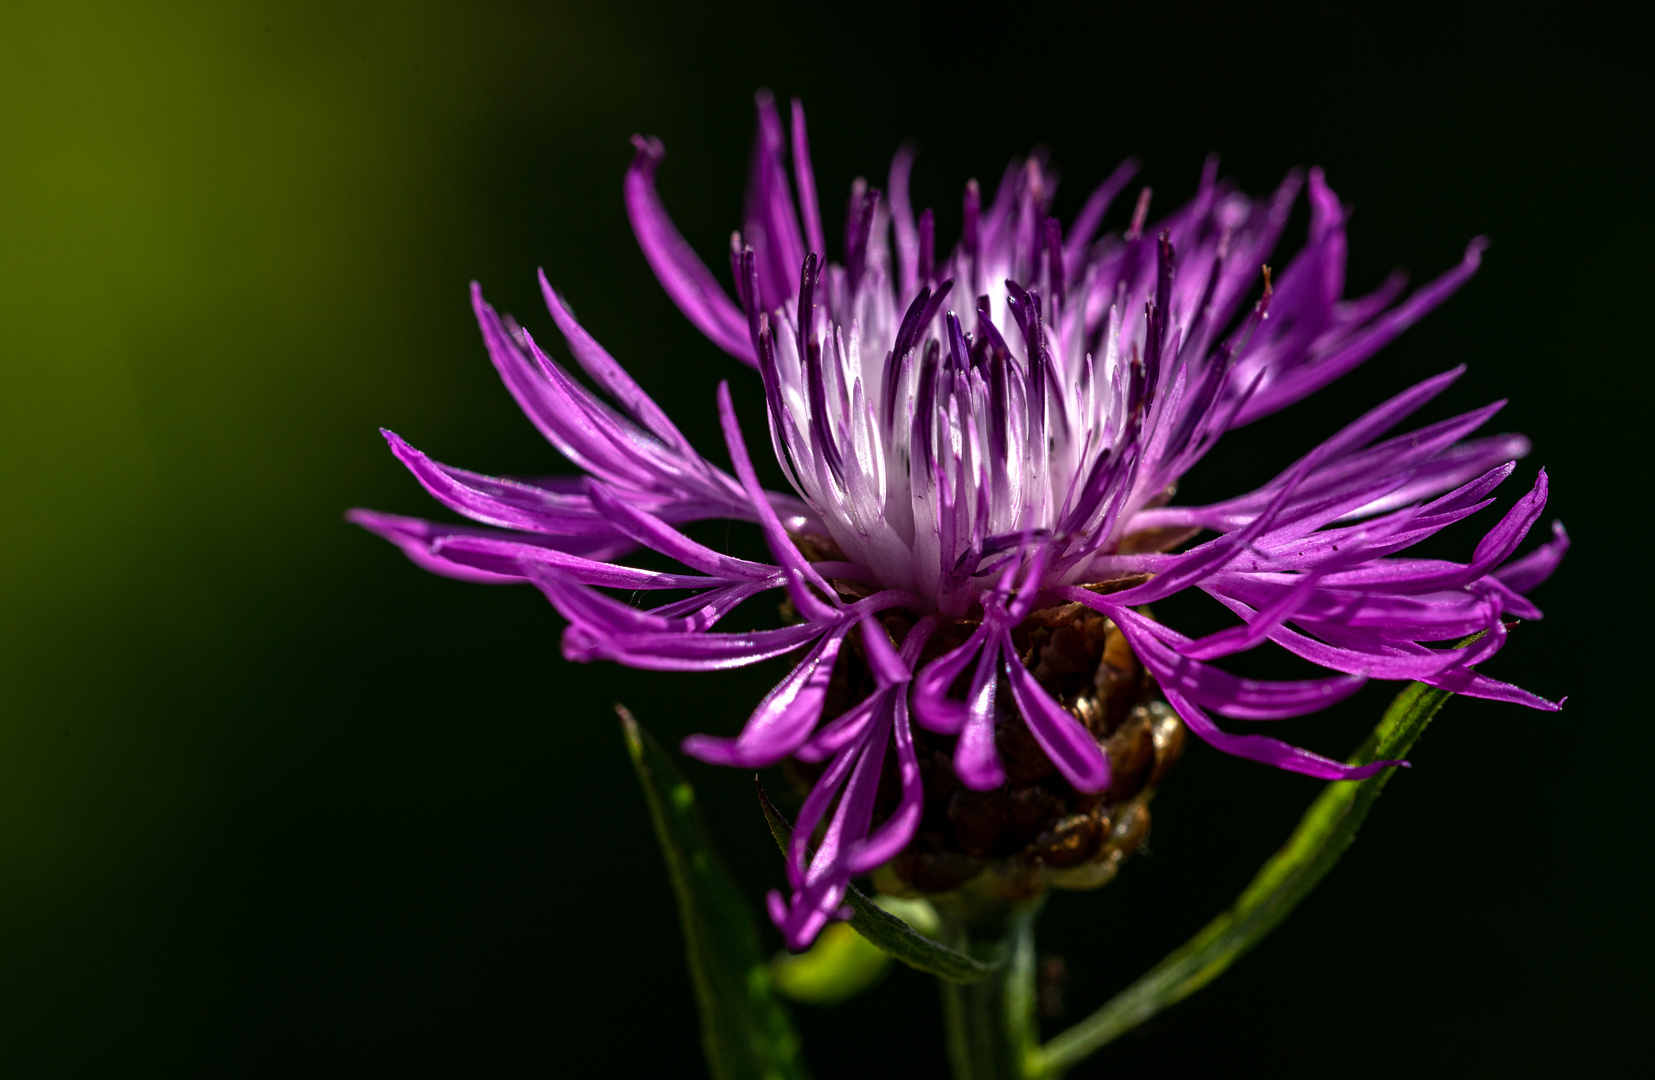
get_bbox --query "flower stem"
[938,899,1042,1080]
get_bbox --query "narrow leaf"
[620,706,809,1080]
[1034,670,1466,1076]
[770,894,946,1005]
[757,781,999,984]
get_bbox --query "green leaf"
[756,781,998,984]
[770,894,947,1005]
[619,707,809,1080]
[1033,672,1466,1077]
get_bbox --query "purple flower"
[351,95,1567,949]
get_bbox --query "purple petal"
[1107,436,1340,606]
[582,479,776,581]
[538,272,702,458]
[1063,593,1370,720]
[953,631,1006,791]
[746,93,808,311]
[1494,519,1570,593]
[433,532,722,590]
[795,693,883,764]
[1063,157,1140,269]
[716,381,841,622]
[789,98,825,260]
[1337,434,1531,520]
[563,619,828,672]
[1323,469,1547,594]
[847,692,925,874]
[1205,591,1505,683]
[348,509,532,583]
[857,612,909,685]
[912,623,993,735]
[382,431,623,536]
[888,143,919,298]
[473,292,736,498]
[785,723,864,888]
[624,136,756,364]
[1162,687,1401,781]
[999,626,1111,791]
[1236,239,1487,424]
[1420,665,1563,710]
[682,624,853,767]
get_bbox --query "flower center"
[786,604,1184,902]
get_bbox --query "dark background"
[0,1,1648,1075]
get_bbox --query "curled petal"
[848,691,925,874]
[624,136,756,364]
[953,631,1007,791]
[682,624,853,767]
[1494,519,1570,593]
[999,626,1111,791]
[912,624,991,734]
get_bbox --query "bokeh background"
[1,1,1649,1075]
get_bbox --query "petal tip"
[629,133,663,161]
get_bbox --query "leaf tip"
[615,702,643,758]
[755,779,792,852]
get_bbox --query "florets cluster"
[351,95,1566,947]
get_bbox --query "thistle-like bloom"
[351,96,1566,948]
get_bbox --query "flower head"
[351,94,1567,948]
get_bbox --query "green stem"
[938,901,1041,1080]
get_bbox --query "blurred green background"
[0,1,1648,1075]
